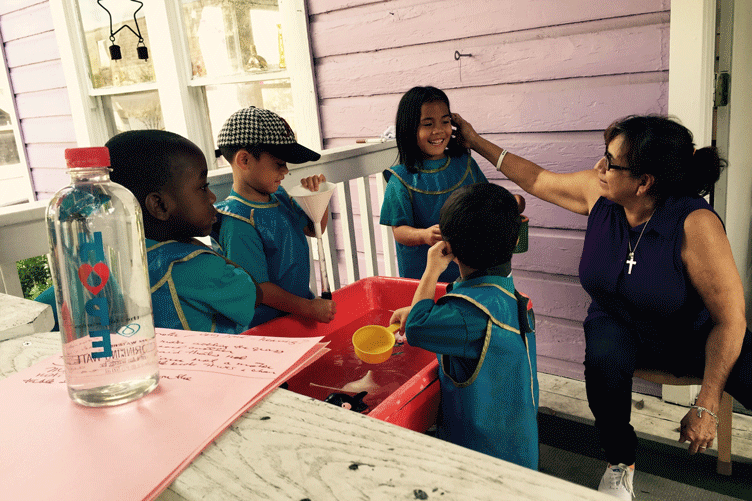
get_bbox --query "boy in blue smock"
[390,183,539,469]
[214,106,336,327]
[109,130,261,334]
[37,130,262,334]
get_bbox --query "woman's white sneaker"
[597,463,635,500]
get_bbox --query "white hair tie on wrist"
[496,149,508,171]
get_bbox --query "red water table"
[241,276,447,432]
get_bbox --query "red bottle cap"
[65,147,110,168]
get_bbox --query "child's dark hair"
[604,115,726,200]
[218,144,266,165]
[440,183,521,270]
[106,129,202,208]
[396,86,466,173]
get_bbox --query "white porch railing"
[0,140,716,410]
[0,141,399,298]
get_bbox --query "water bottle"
[46,147,159,406]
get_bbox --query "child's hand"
[300,174,326,192]
[426,240,454,274]
[308,297,336,323]
[423,224,443,246]
[389,306,412,337]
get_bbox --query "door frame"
[666,0,752,405]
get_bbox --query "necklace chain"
[625,209,656,275]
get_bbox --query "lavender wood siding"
[308,0,670,385]
[0,0,75,201]
[0,0,670,392]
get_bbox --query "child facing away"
[379,86,488,283]
[390,183,539,470]
[213,106,336,328]
[107,130,261,334]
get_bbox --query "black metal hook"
[97,0,148,60]
[454,50,472,60]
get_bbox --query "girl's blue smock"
[379,153,487,282]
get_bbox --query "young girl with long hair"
[379,86,488,282]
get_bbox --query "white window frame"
[49,0,322,166]
[0,41,34,206]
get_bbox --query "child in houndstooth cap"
[213,106,336,326]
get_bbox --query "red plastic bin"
[240,276,447,432]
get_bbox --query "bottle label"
[63,329,158,383]
[77,231,114,359]
[61,229,158,388]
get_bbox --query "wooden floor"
[537,373,752,463]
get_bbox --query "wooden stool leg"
[716,392,733,475]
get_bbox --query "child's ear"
[145,192,171,221]
[235,149,253,170]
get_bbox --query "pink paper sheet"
[0,328,327,501]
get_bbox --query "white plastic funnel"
[288,181,336,224]
[288,182,336,298]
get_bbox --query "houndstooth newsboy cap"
[216,106,321,164]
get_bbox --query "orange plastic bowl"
[352,324,400,364]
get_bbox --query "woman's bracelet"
[690,405,719,428]
[496,149,508,171]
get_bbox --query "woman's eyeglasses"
[604,151,630,171]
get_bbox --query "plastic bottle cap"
[65,147,110,168]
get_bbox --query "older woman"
[453,114,751,500]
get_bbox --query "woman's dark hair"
[440,183,521,270]
[395,86,466,173]
[604,115,725,200]
[106,129,202,208]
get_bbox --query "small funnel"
[287,181,336,224]
[288,182,336,299]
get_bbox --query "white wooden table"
[0,292,54,341]
[0,331,613,501]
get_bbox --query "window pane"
[0,82,29,206]
[0,121,20,165]
[103,91,164,134]
[205,79,293,167]
[77,0,156,89]
[182,0,283,78]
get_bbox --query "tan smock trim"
[166,275,189,330]
[443,289,536,407]
[472,282,516,300]
[443,292,520,335]
[386,154,473,196]
[219,194,282,227]
[471,282,536,403]
[226,194,280,209]
[418,155,451,173]
[147,240,172,252]
[217,206,255,227]
[525,333,536,406]
[440,319,494,388]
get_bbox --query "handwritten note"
[19,331,325,384]
[0,328,328,501]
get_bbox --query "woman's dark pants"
[584,316,752,466]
